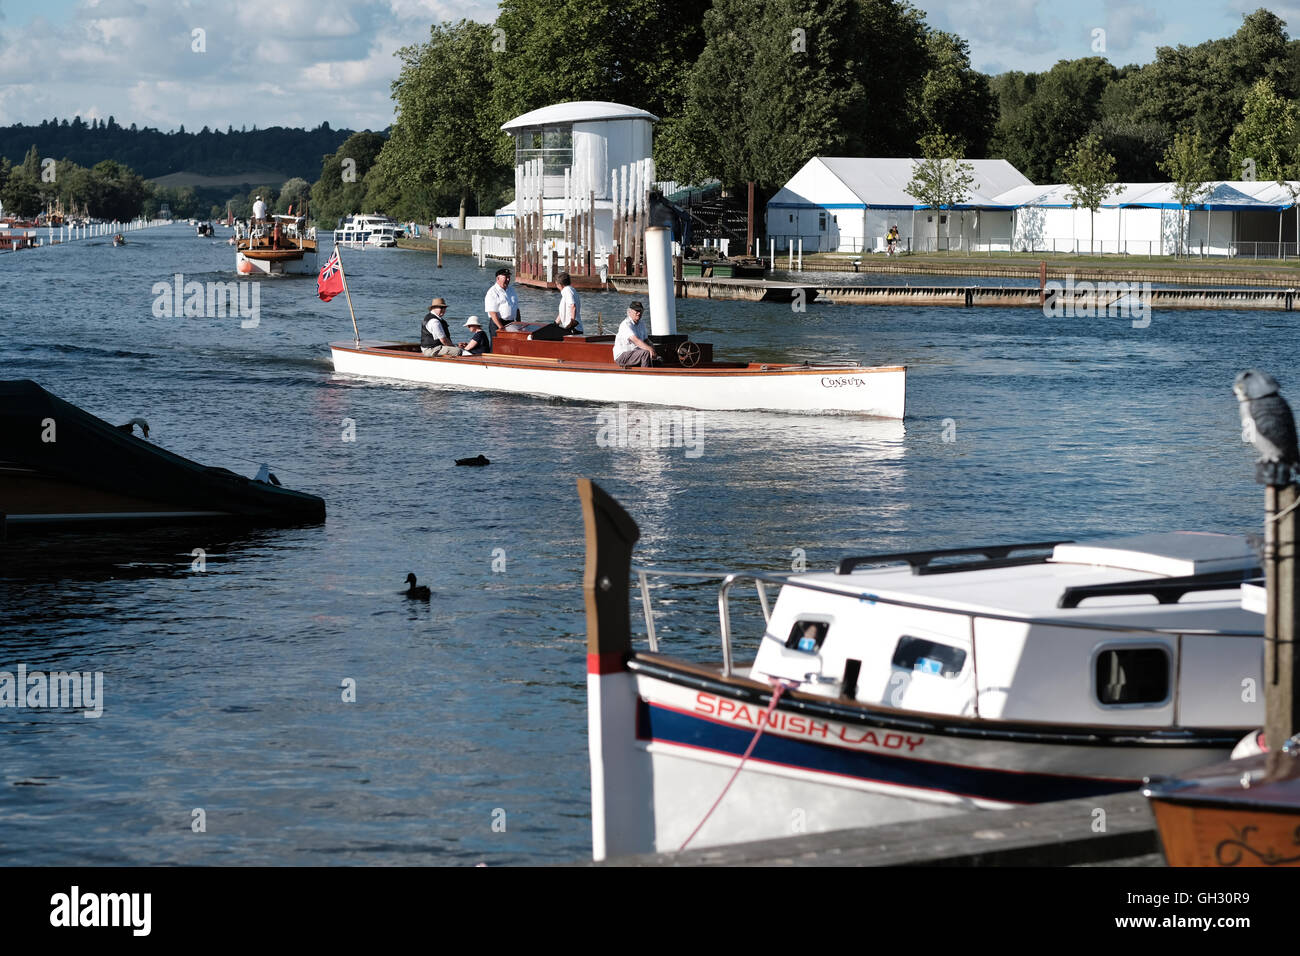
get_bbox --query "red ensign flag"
[317,249,344,302]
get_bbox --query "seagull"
[1235,369,1299,483]
[402,573,431,601]
[117,417,150,438]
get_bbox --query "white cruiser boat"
[579,479,1265,860]
[333,213,401,247]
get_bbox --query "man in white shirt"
[555,272,583,334]
[484,268,521,333]
[613,301,659,367]
[420,297,458,356]
[252,196,267,221]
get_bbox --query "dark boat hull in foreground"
[0,380,324,534]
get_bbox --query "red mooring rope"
[678,678,798,852]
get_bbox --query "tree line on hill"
[0,118,352,182]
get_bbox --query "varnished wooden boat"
[1145,748,1300,866]
[332,325,905,416]
[236,215,317,275]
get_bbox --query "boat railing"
[631,564,1264,678]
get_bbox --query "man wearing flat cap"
[613,301,659,367]
[420,297,458,356]
[484,268,522,334]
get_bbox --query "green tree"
[310,131,386,227]
[1159,130,1214,256]
[1123,10,1290,175]
[86,160,148,220]
[989,58,1116,183]
[905,132,976,251]
[915,31,996,157]
[386,21,506,227]
[276,177,311,214]
[491,0,707,170]
[664,0,875,189]
[1,145,44,217]
[1060,131,1119,255]
[1228,77,1299,181]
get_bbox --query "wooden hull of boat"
[1148,798,1300,866]
[236,244,316,275]
[1145,752,1300,866]
[330,341,906,416]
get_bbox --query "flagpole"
[334,243,361,345]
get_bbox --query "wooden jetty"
[611,275,1300,310]
[612,274,820,302]
[582,789,1162,867]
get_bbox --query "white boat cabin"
[747,533,1263,730]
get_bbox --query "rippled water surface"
[0,225,1294,864]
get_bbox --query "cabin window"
[818,212,827,231]
[892,636,966,678]
[939,215,947,225]
[785,620,830,654]
[1094,647,1169,705]
[789,214,794,223]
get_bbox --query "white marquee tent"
[766,157,1033,253]
[768,157,1300,257]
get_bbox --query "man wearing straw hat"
[420,297,459,356]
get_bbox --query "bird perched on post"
[1235,369,1299,485]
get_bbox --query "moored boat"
[1145,748,1300,866]
[333,213,400,247]
[579,478,1266,859]
[0,380,324,533]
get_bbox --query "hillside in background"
[0,118,359,181]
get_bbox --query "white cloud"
[0,0,496,131]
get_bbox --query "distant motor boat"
[334,213,400,247]
[0,380,325,533]
[196,222,214,237]
[112,234,125,246]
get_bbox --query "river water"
[0,223,1292,864]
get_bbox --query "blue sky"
[0,0,1290,131]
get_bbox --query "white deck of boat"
[798,533,1260,625]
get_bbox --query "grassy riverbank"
[799,251,1300,286]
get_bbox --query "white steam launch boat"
[579,479,1265,860]
[329,227,905,417]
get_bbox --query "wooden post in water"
[1265,478,1300,755]
[1039,260,1047,304]
[437,233,442,268]
[747,181,755,259]
[588,190,595,277]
